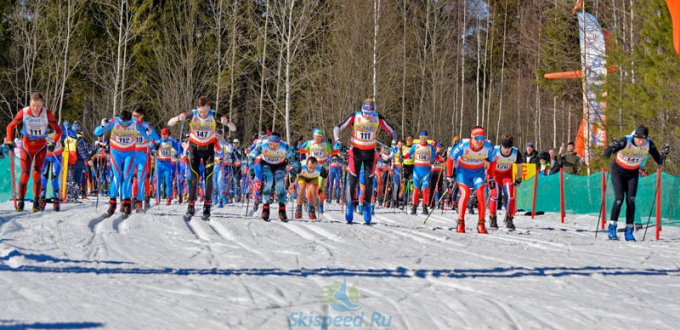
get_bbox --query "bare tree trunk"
[284,0,294,143]
[228,2,238,125]
[57,0,74,122]
[258,0,270,133]
[112,0,125,117]
[372,0,381,101]
[215,0,224,115]
[401,0,406,139]
[458,0,467,134]
[553,96,557,148]
[417,0,431,132]
[475,7,481,125]
[495,0,508,142]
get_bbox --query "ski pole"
[643,156,666,241]
[594,170,610,238]
[9,148,17,210]
[424,187,450,225]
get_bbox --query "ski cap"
[71,122,81,133]
[313,128,324,136]
[471,127,486,141]
[419,131,428,137]
[161,128,170,136]
[333,141,342,150]
[361,98,375,116]
[233,139,240,144]
[633,126,649,139]
[526,141,535,148]
[268,134,281,143]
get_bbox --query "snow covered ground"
[1,199,680,330]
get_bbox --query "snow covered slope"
[1,200,679,329]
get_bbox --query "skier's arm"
[94,118,116,137]
[286,145,299,173]
[5,110,24,142]
[167,112,193,127]
[430,146,437,165]
[404,145,416,159]
[147,125,160,144]
[136,121,151,141]
[47,111,63,143]
[604,137,627,158]
[647,140,664,166]
[333,113,355,141]
[377,114,398,142]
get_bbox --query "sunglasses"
[362,111,375,116]
[473,135,485,141]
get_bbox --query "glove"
[487,177,496,190]
[662,143,670,156]
[320,167,328,179]
[46,142,55,152]
[514,176,522,185]
[5,140,14,150]
[446,177,455,189]
[609,139,624,149]
[100,118,109,127]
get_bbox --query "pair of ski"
[184,212,210,222]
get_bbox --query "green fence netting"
[0,154,51,203]
[516,171,680,227]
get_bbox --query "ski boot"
[358,204,363,214]
[39,197,47,211]
[261,204,271,222]
[489,215,498,229]
[624,225,636,241]
[345,202,354,224]
[122,200,132,219]
[319,202,324,214]
[105,199,117,217]
[32,199,40,213]
[135,201,143,213]
[477,220,488,234]
[184,201,195,221]
[166,198,171,206]
[202,202,211,221]
[422,204,429,215]
[218,198,224,208]
[279,203,288,222]
[295,205,303,219]
[410,204,417,215]
[16,200,24,212]
[607,222,618,240]
[456,219,466,233]
[370,204,375,215]
[363,202,372,225]
[53,198,60,212]
[309,206,317,220]
[144,197,151,210]
[504,215,515,230]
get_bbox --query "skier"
[327,141,344,204]
[247,132,299,222]
[154,128,180,205]
[131,107,159,212]
[333,98,397,224]
[295,156,327,220]
[488,134,523,230]
[446,126,496,234]
[39,126,65,211]
[298,129,334,213]
[167,96,231,220]
[376,146,392,205]
[603,126,669,241]
[429,142,445,209]
[405,131,436,215]
[4,92,63,212]
[94,110,150,218]
[387,141,404,210]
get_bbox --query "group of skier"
[3,94,671,241]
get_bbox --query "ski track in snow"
[1,200,680,329]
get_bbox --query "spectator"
[524,141,540,168]
[559,141,582,175]
[539,151,552,175]
[548,147,562,173]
